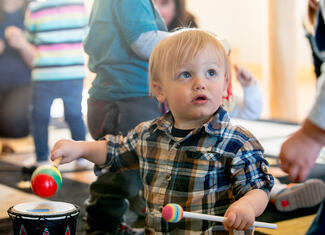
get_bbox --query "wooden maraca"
[31,158,62,198]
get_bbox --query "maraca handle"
[183,212,277,229]
[52,157,62,168]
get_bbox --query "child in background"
[51,28,274,234]
[227,65,263,120]
[21,0,88,173]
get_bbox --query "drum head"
[11,201,77,216]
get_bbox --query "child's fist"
[234,65,257,87]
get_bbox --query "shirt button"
[166,175,171,181]
[262,165,268,172]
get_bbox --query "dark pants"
[85,96,161,233]
[0,84,31,137]
[306,199,325,235]
[31,80,86,162]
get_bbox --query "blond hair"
[149,28,230,94]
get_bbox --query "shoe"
[21,160,50,175]
[21,165,37,175]
[273,179,325,212]
[129,191,146,218]
[110,223,144,235]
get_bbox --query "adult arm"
[130,30,170,59]
[279,66,325,182]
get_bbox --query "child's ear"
[152,80,166,103]
[222,77,229,97]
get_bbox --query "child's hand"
[223,200,255,231]
[234,65,257,87]
[51,139,84,164]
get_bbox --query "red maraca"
[31,158,62,198]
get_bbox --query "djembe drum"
[8,201,79,235]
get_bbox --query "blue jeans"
[85,96,161,233]
[31,80,86,162]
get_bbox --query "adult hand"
[279,119,325,182]
[5,26,28,51]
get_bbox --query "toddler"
[51,28,274,234]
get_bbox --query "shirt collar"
[151,106,231,138]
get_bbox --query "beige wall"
[187,0,316,122]
[84,0,316,122]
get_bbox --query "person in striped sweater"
[20,0,88,172]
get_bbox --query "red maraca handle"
[52,157,62,168]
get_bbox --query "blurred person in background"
[17,0,88,173]
[154,0,197,31]
[82,0,171,234]
[0,0,32,153]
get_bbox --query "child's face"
[153,43,228,129]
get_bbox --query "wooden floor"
[0,120,322,235]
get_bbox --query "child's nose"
[193,76,207,90]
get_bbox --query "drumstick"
[162,203,277,230]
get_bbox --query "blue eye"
[206,69,217,78]
[179,71,191,79]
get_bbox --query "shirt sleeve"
[229,84,263,121]
[94,129,140,176]
[115,0,159,45]
[130,30,170,59]
[231,137,274,199]
[308,63,325,130]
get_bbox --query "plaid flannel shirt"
[95,107,274,234]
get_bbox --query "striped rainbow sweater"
[25,0,88,81]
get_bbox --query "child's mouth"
[193,95,208,104]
